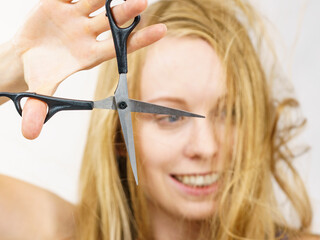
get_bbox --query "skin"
[0,174,75,239]
[137,37,320,240]
[0,1,318,238]
[137,37,226,240]
[0,33,318,240]
[0,0,166,139]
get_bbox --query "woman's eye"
[153,115,186,128]
[156,115,183,123]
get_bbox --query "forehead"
[140,37,225,108]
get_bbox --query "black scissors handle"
[0,92,93,123]
[105,0,140,74]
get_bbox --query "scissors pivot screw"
[118,101,128,110]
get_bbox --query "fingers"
[76,0,105,16]
[77,0,147,17]
[94,23,167,63]
[127,24,167,54]
[109,0,147,26]
[89,0,147,35]
[22,99,47,140]
[87,11,109,36]
[87,0,148,35]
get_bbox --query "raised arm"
[0,0,166,139]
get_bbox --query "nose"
[183,118,218,160]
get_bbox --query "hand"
[13,0,166,139]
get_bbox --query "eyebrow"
[146,94,229,107]
[145,96,187,106]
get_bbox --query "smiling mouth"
[171,173,220,187]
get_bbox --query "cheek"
[135,121,183,201]
[136,120,186,170]
[136,122,168,185]
[137,122,173,169]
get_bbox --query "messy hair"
[76,0,312,239]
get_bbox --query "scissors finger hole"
[19,97,49,115]
[19,97,27,111]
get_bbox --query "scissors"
[0,0,204,185]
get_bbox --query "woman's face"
[137,37,226,220]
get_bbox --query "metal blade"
[117,106,138,185]
[114,74,138,185]
[93,96,116,110]
[129,99,205,118]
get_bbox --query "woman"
[76,0,317,239]
[0,0,318,239]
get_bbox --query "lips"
[171,172,220,188]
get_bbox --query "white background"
[0,0,319,233]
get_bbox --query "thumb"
[21,85,57,140]
[21,98,48,140]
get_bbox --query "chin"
[175,200,217,220]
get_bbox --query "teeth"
[175,173,220,187]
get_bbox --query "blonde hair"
[76,0,312,239]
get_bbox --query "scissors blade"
[117,106,138,185]
[129,99,205,118]
[93,96,116,110]
[114,74,138,184]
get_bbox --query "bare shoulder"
[294,233,320,240]
[0,174,75,240]
[301,234,320,240]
